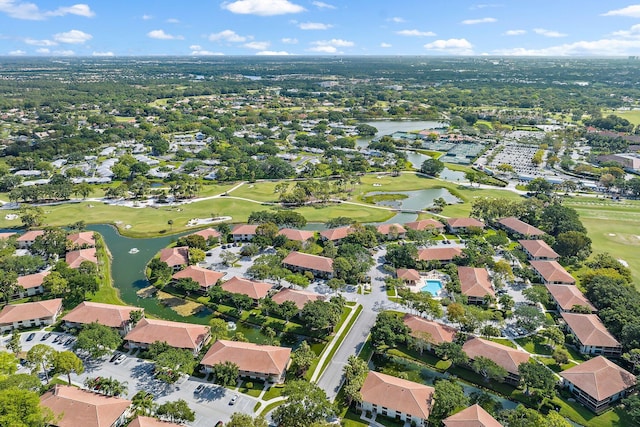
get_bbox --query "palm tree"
[132,390,156,416]
[168,219,173,230]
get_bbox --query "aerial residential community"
[4,2,640,427]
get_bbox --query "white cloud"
[142,14,152,20]
[380,42,392,48]
[92,51,114,56]
[147,29,184,40]
[602,5,640,18]
[534,28,567,38]
[281,37,298,44]
[471,3,502,9]
[494,38,640,56]
[312,1,335,9]
[298,22,332,30]
[53,49,74,56]
[396,29,436,37]
[256,50,290,55]
[244,41,270,50]
[309,38,353,53]
[191,49,224,56]
[388,17,405,23]
[53,29,92,44]
[504,29,526,36]
[0,1,94,20]
[9,49,25,55]
[424,38,473,54]
[612,24,640,37]
[35,48,49,53]
[208,30,249,42]
[24,38,57,46]
[166,18,180,23]
[222,0,305,16]
[461,17,496,25]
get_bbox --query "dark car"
[215,422,224,427]
[41,332,52,341]
[26,333,36,341]
[109,352,121,362]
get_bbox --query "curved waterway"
[86,224,211,324]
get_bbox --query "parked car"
[229,394,238,405]
[215,421,224,427]
[114,354,127,365]
[109,352,121,363]
[26,333,36,341]
[41,332,52,341]
[53,335,63,344]
[195,384,205,394]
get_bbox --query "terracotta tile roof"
[172,266,225,289]
[67,231,96,247]
[17,229,44,242]
[231,224,258,235]
[443,404,503,427]
[397,268,420,282]
[277,228,315,241]
[220,276,272,300]
[62,301,142,329]
[40,385,131,427]
[497,217,544,237]
[403,314,457,345]
[319,226,354,241]
[201,339,291,377]
[65,248,97,269]
[462,337,530,375]
[518,240,559,259]
[0,298,62,324]
[189,228,221,240]
[376,223,407,235]
[360,371,434,420]
[529,260,575,284]
[129,416,183,427]
[0,232,16,239]
[446,218,484,229]
[561,313,621,348]
[271,288,323,310]
[124,318,210,351]
[560,356,636,401]
[282,251,334,273]
[417,247,462,261]
[405,219,445,231]
[545,285,596,312]
[458,267,495,299]
[159,246,189,267]
[17,271,50,289]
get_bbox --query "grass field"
[604,109,640,126]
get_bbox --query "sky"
[4,0,640,57]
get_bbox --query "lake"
[364,188,460,224]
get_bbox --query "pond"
[400,150,466,182]
[363,188,460,224]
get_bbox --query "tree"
[53,350,84,385]
[227,413,268,427]
[447,303,466,326]
[0,351,18,379]
[131,390,156,416]
[370,311,409,350]
[540,327,565,349]
[272,380,335,427]
[210,361,239,387]
[430,379,469,420]
[623,395,640,425]
[188,248,206,265]
[522,286,550,306]
[7,331,21,355]
[342,355,368,405]
[26,344,55,382]
[0,387,56,427]
[209,318,229,342]
[75,322,123,358]
[31,227,68,259]
[174,277,200,295]
[301,300,342,334]
[0,270,19,303]
[420,158,445,177]
[19,205,44,228]
[623,349,640,373]
[513,305,546,332]
[291,340,315,377]
[472,356,507,383]
[498,405,546,426]
[552,348,570,365]
[156,399,195,423]
[129,310,143,327]
[434,342,468,366]
[518,361,556,396]
[42,271,69,298]
[554,231,592,261]
[152,346,198,383]
[220,250,236,266]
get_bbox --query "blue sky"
[3,0,640,56]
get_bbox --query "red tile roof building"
[62,301,143,334]
[561,356,636,413]
[359,371,434,427]
[189,228,221,242]
[0,298,63,333]
[220,276,272,300]
[40,385,132,427]
[159,246,189,269]
[376,223,407,239]
[271,288,324,310]
[545,284,596,313]
[417,247,463,264]
[529,260,575,285]
[65,248,98,269]
[231,224,258,242]
[497,217,544,238]
[518,239,559,261]
[172,265,225,292]
[462,337,530,384]
[16,271,50,298]
[277,228,315,242]
[397,268,421,285]
[458,267,495,304]
[561,312,622,357]
[319,226,354,243]
[443,404,503,427]
[282,251,334,278]
[403,314,457,350]
[124,318,211,355]
[129,416,184,427]
[446,218,484,233]
[67,231,96,248]
[201,339,291,382]
[404,219,445,232]
[16,229,44,248]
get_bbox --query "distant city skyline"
[2,1,640,57]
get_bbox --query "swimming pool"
[421,279,443,296]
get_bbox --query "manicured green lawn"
[89,233,125,305]
[515,335,553,355]
[262,384,285,401]
[553,396,635,427]
[341,409,370,427]
[604,109,640,126]
[486,337,517,349]
[536,356,577,373]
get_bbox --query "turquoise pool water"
[421,279,443,296]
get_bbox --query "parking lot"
[2,330,257,426]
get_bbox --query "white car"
[114,354,127,365]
